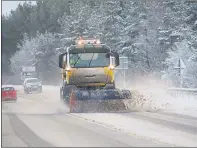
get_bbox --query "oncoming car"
[1,85,17,102]
[23,78,42,94]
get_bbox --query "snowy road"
[2,86,197,147]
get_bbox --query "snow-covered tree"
[8,0,197,87]
[163,1,197,87]
[11,32,61,84]
[11,33,35,73]
[165,31,197,87]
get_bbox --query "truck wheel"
[105,82,115,89]
[63,85,77,105]
[112,81,116,89]
[60,87,63,102]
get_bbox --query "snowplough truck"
[59,37,132,113]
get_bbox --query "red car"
[1,86,17,102]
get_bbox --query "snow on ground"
[68,78,197,147]
[3,84,197,146]
[70,112,197,147]
[123,78,197,117]
[2,85,69,115]
[10,83,197,117]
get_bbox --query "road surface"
[2,86,197,147]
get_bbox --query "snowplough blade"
[68,89,132,113]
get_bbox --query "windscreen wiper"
[73,54,82,67]
[89,53,95,67]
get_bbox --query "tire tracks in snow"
[119,112,197,135]
[8,113,54,147]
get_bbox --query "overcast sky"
[2,1,36,15]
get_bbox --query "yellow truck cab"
[59,37,120,90]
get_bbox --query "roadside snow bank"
[125,79,197,117]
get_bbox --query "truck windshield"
[69,53,110,68]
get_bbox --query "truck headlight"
[108,65,115,70]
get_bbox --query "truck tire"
[105,81,115,89]
[60,87,63,102]
[63,85,77,105]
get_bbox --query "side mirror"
[112,51,120,66]
[106,53,110,58]
[59,53,67,68]
[106,52,113,58]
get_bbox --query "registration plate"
[85,44,93,48]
